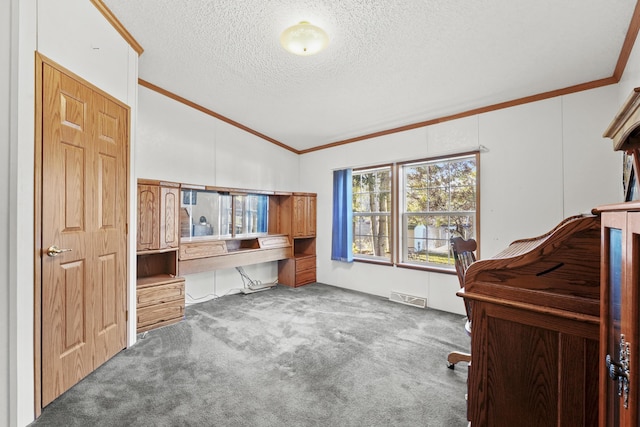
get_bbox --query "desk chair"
[446,236,476,369]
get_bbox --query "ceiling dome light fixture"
[280,21,329,56]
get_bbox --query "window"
[352,166,392,262]
[348,153,478,271]
[401,155,477,268]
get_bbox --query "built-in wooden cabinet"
[277,193,317,287]
[135,182,317,330]
[137,181,180,251]
[279,237,316,287]
[598,202,640,426]
[136,180,185,333]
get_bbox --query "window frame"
[352,164,394,264]
[350,151,480,273]
[397,152,479,272]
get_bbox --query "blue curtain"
[331,169,353,262]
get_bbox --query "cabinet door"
[601,212,640,426]
[159,186,180,249]
[292,195,307,237]
[137,184,159,251]
[307,195,316,236]
[292,195,316,237]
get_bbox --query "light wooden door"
[40,62,128,406]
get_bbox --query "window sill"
[351,258,457,275]
[353,257,394,267]
[395,262,457,275]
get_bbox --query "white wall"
[3,1,13,425]
[10,1,138,425]
[299,85,622,315]
[136,86,300,304]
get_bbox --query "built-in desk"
[178,234,292,275]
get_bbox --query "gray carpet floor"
[31,283,470,426]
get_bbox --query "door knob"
[46,245,72,257]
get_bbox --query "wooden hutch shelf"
[135,179,318,332]
[136,180,185,333]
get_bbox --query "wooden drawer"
[295,256,316,272]
[137,299,184,332]
[295,268,316,286]
[259,235,290,248]
[180,240,227,260]
[137,279,185,308]
[278,256,316,288]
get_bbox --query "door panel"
[625,213,640,426]
[92,91,127,366]
[41,62,128,406]
[42,65,94,406]
[601,212,640,426]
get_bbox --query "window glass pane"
[427,187,449,211]
[404,215,428,262]
[219,195,233,236]
[451,186,476,211]
[234,195,245,235]
[353,214,391,259]
[179,189,218,238]
[401,154,477,268]
[352,166,392,261]
[244,194,268,234]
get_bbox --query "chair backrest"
[450,237,477,323]
[450,237,477,288]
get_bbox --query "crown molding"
[300,77,619,154]
[90,0,144,55]
[614,0,640,81]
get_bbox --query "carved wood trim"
[604,87,640,151]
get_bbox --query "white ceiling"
[103,0,637,152]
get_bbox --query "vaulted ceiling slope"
[103,0,639,153]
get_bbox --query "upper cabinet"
[292,194,316,238]
[137,180,180,251]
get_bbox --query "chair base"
[447,351,471,369]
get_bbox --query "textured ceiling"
[103,0,637,152]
